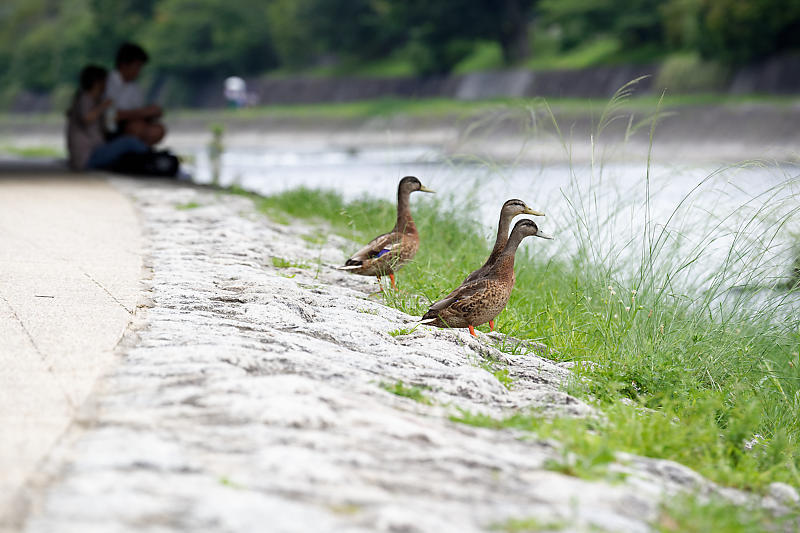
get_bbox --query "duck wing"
[423,278,490,319]
[461,264,489,285]
[343,231,400,267]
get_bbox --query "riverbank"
[5,176,797,532]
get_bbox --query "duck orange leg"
[489,320,495,331]
[389,273,396,290]
[468,325,476,336]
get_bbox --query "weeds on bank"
[657,493,795,533]
[300,232,327,245]
[271,256,310,269]
[478,360,514,390]
[176,201,201,210]
[388,326,418,337]
[229,88,800,495]
[490,516,567,532]
[380,381,432,405]
[0,144,63,158]
[492,494,791,533]
[451,409,622,482]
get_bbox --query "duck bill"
[419,185,435,193]
[523,207,545,216]
[536,231,554,240]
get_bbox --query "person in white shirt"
[105,43,166,146]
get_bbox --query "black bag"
[110,150,180,177]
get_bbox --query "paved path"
[0,175,141,528]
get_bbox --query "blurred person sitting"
[66,65,149,171]
[105,42,166,146]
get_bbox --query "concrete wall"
[242,64,658,106]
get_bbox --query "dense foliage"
[1,0,800,99]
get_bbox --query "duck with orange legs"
[337,176,434,291]
[420,219,552,336]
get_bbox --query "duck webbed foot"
[468,325,476,336]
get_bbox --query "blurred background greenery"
[1,0,799,110]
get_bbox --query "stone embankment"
[12,178,799,532]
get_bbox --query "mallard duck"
[459,199,544,330]
[420,219,552,336]
[337,176,434,289]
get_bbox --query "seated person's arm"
[115,104,162,122]
[82,99,112,124]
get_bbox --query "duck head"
[511,218,553,240]
[501,199,545,218]
[399,176,435,194]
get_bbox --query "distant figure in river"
[66,65,149,171]
[105,42,166,146]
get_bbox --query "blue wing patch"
[375,248,391,258]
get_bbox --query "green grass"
[453,41,505,75]
[388,326,418,337]
[162,93,800,125]
[656,493,795,532]
[0,144,63,158]
[176,201,201,210]
[526,37,623,70]
[380,381,432,405]
[300,232,327,245]
[451,410,624,482]
[270,256,310,269]
[478,359,514,390]
[490,517,567,532]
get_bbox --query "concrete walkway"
[0,174,141,527]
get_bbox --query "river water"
[187,144,800,308]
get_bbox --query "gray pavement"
[0,174,141,527]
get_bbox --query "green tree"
[87,0,158,58]
[539,0,664,50]
[701,0,800,64]
[265,0,320,68]
[144,0,277,80]
[391,0,536,74]
[3,0,96,92]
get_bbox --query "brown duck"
[337,176,434,289]
[457,199,544,330]
[420,219,552,336]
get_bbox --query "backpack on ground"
[110,150,180,177]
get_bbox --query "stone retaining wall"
[7,55,800,112]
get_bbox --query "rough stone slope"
[18,178,798,533]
